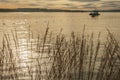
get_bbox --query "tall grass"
[0,27,119,80]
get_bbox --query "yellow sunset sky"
[0,0,120,10]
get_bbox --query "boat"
[89,9,100,17]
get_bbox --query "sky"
[0,0,120,10]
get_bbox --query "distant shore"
[0,8,120,12]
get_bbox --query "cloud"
[101,0,120,1]
[69,0,100,2]
[0,0,10,2]
[100,1,120,9]
[0,0,120,10]
[28,4,39,6]
[81,1,120,10]
[0,0,6,1]
[83,4,95,8]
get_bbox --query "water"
[0,12,119,80]
[0,12,120,40]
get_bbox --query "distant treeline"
[0,8,84,12]
[0,8,120,12]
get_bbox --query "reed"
[0,27,119,80]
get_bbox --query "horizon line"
[0,8,120,12]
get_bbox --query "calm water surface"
[0,12,120,40]
[0,12,119,80]
[0,12,120,34]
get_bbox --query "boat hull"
[89,13,100,17]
